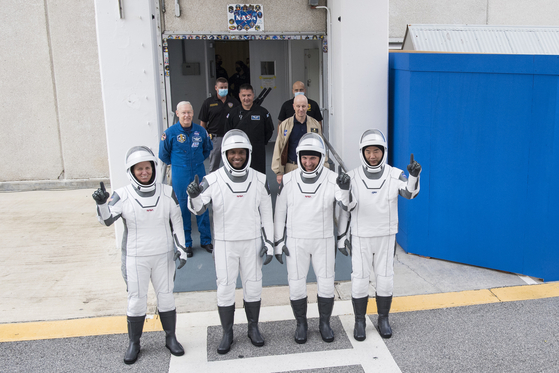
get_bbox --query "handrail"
[322,136,348,173]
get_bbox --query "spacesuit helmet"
[221,129,252,177]
[125,145,158,192]
[359,129,387,174]
[296,132,326,179]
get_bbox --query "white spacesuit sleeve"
[273,180,288,255]
[398,171,420,200]
[335,185,357,212]
[259,181,274,256]
[170,191,187,251]
[96,192,122,226]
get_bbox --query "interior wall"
[289,39,322,105]
[167,39,209,123]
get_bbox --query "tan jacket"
[271,115,329,175]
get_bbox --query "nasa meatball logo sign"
[227,4,264,33]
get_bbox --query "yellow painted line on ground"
[366,282,559,315]
[0,315,163,343]
[2,283,558,343]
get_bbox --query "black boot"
[217,305,235,354]
[290,297,308,344]
[317,296,335,343]
[376,294,393,339]
[244,300,264,347]
[159,309,185,356]
[124,315,145,364]
[352,297,369,341]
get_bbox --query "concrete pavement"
[1,188,558,372]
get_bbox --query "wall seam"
[43,0,65,180]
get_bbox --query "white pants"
[214,238,263,307]
[125,251,176,316]
[285,237,335,301]
[351,235,396,298]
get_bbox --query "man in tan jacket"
[271,94,328,184]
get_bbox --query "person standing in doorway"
[199,77,240,172]
[159,101,213,257]
[229,60,250,101]
[278,81,323,128]
[272,94,328,185]
[226,84,274,175]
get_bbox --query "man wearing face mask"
[199,78,240,172]
[278,81,323,128]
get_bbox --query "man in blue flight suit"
[159,101,213,257]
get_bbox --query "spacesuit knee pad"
[217,282,236,307]
[376,274,394,297]
[289,278,307,300]
[317,276,335,298]
[243,279,262,302]
[157,291,176,313]
[127,294,148,316]
[351,275,370,299]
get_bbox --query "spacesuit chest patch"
[251,115,260,120]
[311,128,318,133]
[177,134,186,143]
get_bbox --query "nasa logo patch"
[284,129,288,136]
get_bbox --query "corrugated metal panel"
[404,25,559,55]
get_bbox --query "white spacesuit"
[340,129,421,341]
[93,146,188,364]
[187,129,274,355]
[274,132,356,344]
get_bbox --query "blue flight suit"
[159,122,212,248]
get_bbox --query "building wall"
[163,0,327,33]
[0,0,107,184]
[390,0,559,39]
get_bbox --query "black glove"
[187,174,203,198]
[173,251,186,269]
[336,168,350,190]
[275,245,290,264]
[338,238,352,256]
[260,246,273,265]
[92,182,110,205]
[407,154,421,177]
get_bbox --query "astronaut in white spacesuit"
[187,129,274,355]
[274,133,356,344]
[338,129,421,340]
[92,146,188,365]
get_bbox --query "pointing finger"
[100,182,106,193]
[194,174,199,185]
[410,153,414,164]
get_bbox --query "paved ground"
[1,188,558,372]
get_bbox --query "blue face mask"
[294,91,305,97]
[218,88,228,97]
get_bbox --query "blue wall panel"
[390,52,559,281]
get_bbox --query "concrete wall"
[390,0,559,39]
[163,0,327,33]
[0,0,107,184]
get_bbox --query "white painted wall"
[328,0,389,171]
[94,0,164,191]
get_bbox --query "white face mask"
[218,88,228,97]
[294,91,305,97]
